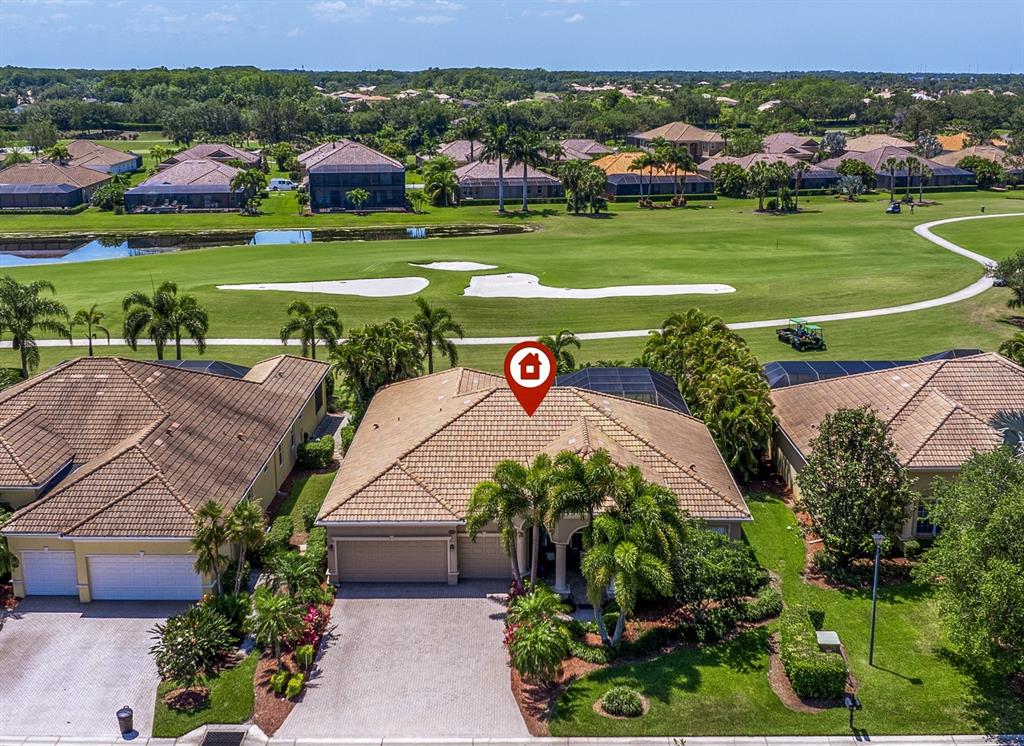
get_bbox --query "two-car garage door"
[87,555,203,600]
[336,539,448,582]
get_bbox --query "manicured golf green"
[931,213,1024,261]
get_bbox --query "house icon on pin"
[519,352,542,380]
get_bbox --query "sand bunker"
[463,273,735,299]
[217,277,429,297]
[410,261,498,271]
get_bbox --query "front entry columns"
[553,542,569,595]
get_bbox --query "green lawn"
[152,651,258,738]
[549,495,1024,736]
[932,215,1024,261]
[273,468,338,536]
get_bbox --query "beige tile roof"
[772,353,1020,470]
[762,133,819,154]
[320,368,749,524]
[165,143,259,166]
[455,159,560,185]
[0,406,73,487]
[2,356,328,538]
[633,121,725,145]
[300,140,403,170]
[0,162,111,189]
[844,134,915,152]
[65,140,140,169]
[436,140,483,164]
[931,145,1022,170]
[140,158,239,186]
[697,153,838,175]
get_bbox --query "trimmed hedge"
[306,526,328,571]
[261,515,294,561]
[738,584,783,623]
[297,435,334,469]
[779,606,847,700]
[0,203,89,215]
[610,193,718,203]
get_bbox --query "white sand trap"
[410,261,498,271]
[218,277,429,297]
[463,273,735,299]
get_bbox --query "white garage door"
[458,535,512,579]
[336,539,447,582]
[87,555,202,600]
[21,550,78,595]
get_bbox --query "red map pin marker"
[504,341,557,416]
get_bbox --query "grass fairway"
[932,214,1024,261]
[549,495,1024,736]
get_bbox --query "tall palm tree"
[481,122,512,212]
[792,160,810,207]
[191,500,229,595]
[583,465,680,645]
[537,329,581,373]
[883,156,903,202]
[69,303,110,357]
[549,449,617,551]
[903,156,919,202]
[248,587,303,670]
[507,130,551,213]
[627,154,653,198]
[770,161,793,209]
[226,500,265,595]
[917,162,933,203]
[663,144,697,199]
[412,297,464,374]
[122,280,208,361]
[279,301,342,360]
[747,161,772,212]
[455,117,484,162]
[0,277,70,379]
[45,143,71,165]
[466,460,531,584]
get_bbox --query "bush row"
[261,515,294,561]
[306,526,328,571]
[297,435,334,469]
[0,203,89,215]
[609,193,718,203]
[738,585,784,623]
[778,606,847,700]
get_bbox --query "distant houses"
[555,138,614,161]
[0,162,110,210]
[298,140,406,212]
[427,139,484,166]
[761,133,819,160]
[627,121,726,162]
[842,133,915,152]
[818,147,975,190]
[454,159,563,201]
[698,153,841,190]
[159,143,260,170]
[932,145,1024,179]
[124,159,248,212]
[63,140,142,173]
[593,151,713,198]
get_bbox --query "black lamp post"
[868,530,884,666]
[844,694,862,729]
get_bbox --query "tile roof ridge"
[60,471,165,537]
[578,392,748,516]
[114,357,170,414]
[897,391,959,465]
[0,358,78,404]
[886,360,948,426]
[133,442,197,518]
[771,357,944,393]
[396,460,461,520]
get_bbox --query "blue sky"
[1,0,1022,73]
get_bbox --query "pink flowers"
[298,604,327,647]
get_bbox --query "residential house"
[454,159,563,201]
[593,151,713,198]
[697,153,840,190]
[316,368,750,587]
[554,138,615,161]
[626,121,726,162]
[936,131,1010,152]
[770,353,1024,541]
[762,133,820,160]
[300,140,406,211]
[425,139,483,166]
[159,142,260,170]
[0,356,329,601]
[0,162,110,210]
[843,133,915,153]
[817,147,975,190]
[62,140,142,174]
[123,158,248,211]
[932,145,1024,180]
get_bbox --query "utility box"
[816,629,842,654]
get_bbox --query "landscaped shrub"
[297,435,334,470]
[779,606,847,700]
[901,538,922,559]
[305,526,328,570]
[149,605,235,690]
[285,672,305,698]
[299,500,320,531]
[262,515,294,560]
[602,686,644,717]
[298,603,328,647]
[739,585,783,623]
[339,425,355,453]
[506,619,569,684]
[295,644,315,671]
[219,561,251,598]
[807,608,826,630]
[269,670,289,695]
[202,592,251,638]
[567,635,613,664]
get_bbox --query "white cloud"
[433,0,462,8]
[50,11,69,18]
[203,10,236,21]
[401,13,453,23]
[311,0,353,20]
[286,27,304,37]
[367,0,413,7]
[564,12,583,22]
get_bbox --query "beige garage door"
[458,535,511,579]
[336,539,447,582]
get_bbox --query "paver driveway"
[0,597,186,737]
[277,582,529,737]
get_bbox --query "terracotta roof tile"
[632,121,725,144]
[0,162,111,189]
[0,406,72,487]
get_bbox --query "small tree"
[248,587,303,670]
[279,301,342,360]
[296,191,310,215]
[347,187,371,210]
[226,500,265,595]
[836,174,865,201]
[0,277,70,379]
[149,605,234,691]
[1000,333,1024,367]
[836,159,877,189]
[672,521,764,621]
[957,155,1005,189]
[711,162,748,198]
[70,304,110,357]
[992,250,1024,309]
[916,448,1024,675]
[797,407,915,566]
[191,500,229,595]
[820,131,846,158]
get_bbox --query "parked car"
[268,178,297,191]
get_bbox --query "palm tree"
[70,303,110,357]
[549,449,617,551]
[537,329,581,373]
[149,144,170,171]
[990,410,1024,457]
[248,587,303,670]
[230,168,268,214]
[123,280,208,361]
[583,465,680,645]
[663,144,697,199]
[296,191,310,215]
[226,500,265,595]
[330,318,423,412]
[347,187,371,210]
[0,277,70,379]
[0,535,18,579]
[412,297,464,374]
[268,551,320,597]
[422,156,459,207]
[481,122,512,212]
[45,143,71,164]
[792,160,810,208]
[279,301,342,360]
[507,131,551,213]
[747,161,772,212]
[770,161,793,210]
[883,156,903,202]
[903,156,919,202]
[455,117,484,161]
[627,154,653,198]
[191,500,229,595]
[466,460,531,584]
[917,162,933,204]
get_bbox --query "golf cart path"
[3,212,1020,351]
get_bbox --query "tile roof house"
[936,132,1010,152]
[762,133,820,160]
[932,145,1024,177]
[317,368,750,587]
[428,139,484,166]
[817,147,975,190]
[555,138,615,161]
[593,151,713,198]
[0,162,111,210]
[160,142,260,169]
[0,355,329,601]
[454,159,563,201]
[626,121,726,161]
[771,353,1024,540]
[63,140,142,174]
[299,140,406,212]
[697,153,840,190]
[843,133,915,152]
[124,158,248,211]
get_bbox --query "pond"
[0,224,530,266]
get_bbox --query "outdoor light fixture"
[869,531,885,665]
[844,694,862,729]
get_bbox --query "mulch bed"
[592,693,650,720]
[511,656,601,736]
[162,687,210,711]
[765,632,856,713]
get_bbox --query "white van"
[268,178,297,191]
